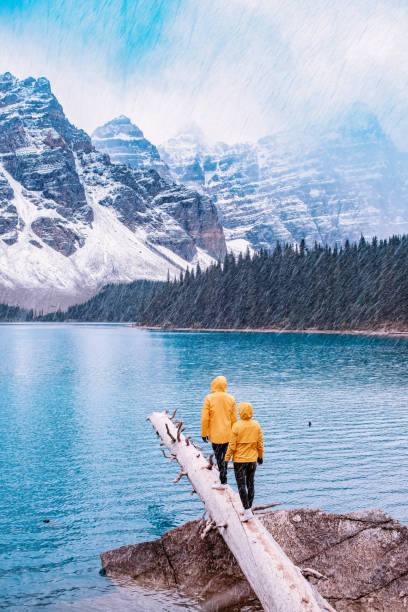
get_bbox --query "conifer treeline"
[138,235,408,329]
[3,235,408,329]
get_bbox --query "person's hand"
[257,457,263,465]
[202,436,209,443]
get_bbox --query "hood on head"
[211,376,227,392]
[239,402,253,420]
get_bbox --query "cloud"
[0,0,408,148]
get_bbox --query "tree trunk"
[148,411,335,612]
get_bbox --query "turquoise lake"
[1,324,408,610]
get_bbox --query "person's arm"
[225,426,237,463]
[201,396,210,439]
[230,399,238,426]
[257,424,264,460]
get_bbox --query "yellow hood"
[211,376,227,392]
[239,402,253,420]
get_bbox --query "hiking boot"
[241,508,253,522]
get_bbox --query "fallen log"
[147,411,335,612]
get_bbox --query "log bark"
[148,411,335,612]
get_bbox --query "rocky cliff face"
[101,507,408,611]
[159,106,408,252]
[0,73,226,310]
[92,116,171,179]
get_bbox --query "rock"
[0,168,18,243]
[101,507,408,611]
[31,217,84,256]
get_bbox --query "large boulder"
[101,507,408,611]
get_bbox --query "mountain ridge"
[157,104,408,251]
[0,73,226,311]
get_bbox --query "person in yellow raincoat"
[225,402,263,521]
[201,376,237,489]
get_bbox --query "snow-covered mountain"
[158,106,408,251]
[0,73,226,311]
[92,116,171,179]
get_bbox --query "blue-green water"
[1,324,408,610]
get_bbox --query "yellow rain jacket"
[201,376,237,444]
[225,402,263,463]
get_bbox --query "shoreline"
[133,325,408,339]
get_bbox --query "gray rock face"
[0,168,18,244]
[0,73,226,310]
[92,116,171,179]
[101,507,408,611]
[31,217,84,256]
[160,106,408,251]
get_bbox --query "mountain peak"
[0,71,14,82]
[171,122,207,145]
[336,102,386,141]
[92,117,172,179]
[114,114,132,123]
[92,116,144,140]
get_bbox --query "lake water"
[1,324,408,610]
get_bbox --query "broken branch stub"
[301,568,328,581]
[165,423,176,442]
[253,502,281,511]
[176,421,184,442]
[148,410,335,612]
[207,452,215,470]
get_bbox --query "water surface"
[1,324,408,609]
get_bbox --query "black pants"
[212,442,228,484]
[234,462,257,509]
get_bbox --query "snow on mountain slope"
[159,104,408,250]
[0,73,226,311]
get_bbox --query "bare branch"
[206,452,215,470]
[300,568,328,581]
[161,449,172,459]
[165,423,176,442]
[252,503,280,512]
[169,408,178,420]
[201,520,216,539]
[176,421,184,442]
[173,471,187,483]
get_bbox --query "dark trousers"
[234,462,257,509]
[212,442,229,484]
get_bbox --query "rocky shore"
[101,507,408,611]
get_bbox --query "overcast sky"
[1,0,407,148]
